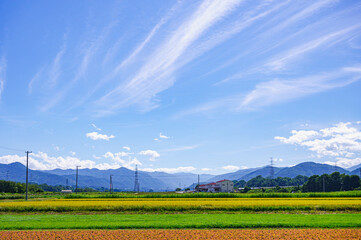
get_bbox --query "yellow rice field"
[1,198,361,211]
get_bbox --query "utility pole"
[25,151,32,201]
[110,174,113,194]
[75,166,80,193]
[198,174,200,192]
[25,151,31,200]
[6,170,9,181]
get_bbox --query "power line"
[0,145,26,152]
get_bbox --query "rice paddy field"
[1,197,361,212]
[1,192,361,239]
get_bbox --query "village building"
[197,179,234,193]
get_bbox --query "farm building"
[197,179,234,193]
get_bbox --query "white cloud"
[53,145,60,151]
[123,146,131,151]
[86,132,115,141]
[125,157,142,169]
[0,56,6,101]
[141,166,196,174]
[0,152,120,170]
[273,158,284,162]
[139,150,160,161]
[324,157,361,169]
[159,132,170,139]
[222,165,240,171]
[162,145,199,152]
[154,138,159,141]
[103,152,125,163]
[275,122,361,168]
[103,151,141,169]
[201,168,212,171]
[69,151,76,156]
[275,130,319,144]
[91,123,102,131]
[0,149,145,171]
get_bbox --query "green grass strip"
[1,213,361,230]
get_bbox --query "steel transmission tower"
[110,174,113,194]
[75,166,80,193]
[270,157,274,179]
[134,165,140,193]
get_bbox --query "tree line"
[0,180,44,193]
[234,175,309,188]
[0,180,97,193]
[302,172,360,192]
[233,172,361,193]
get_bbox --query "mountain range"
[0,161,360,191]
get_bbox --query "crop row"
[1,198,360,212]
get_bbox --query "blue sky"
[0,0,360,174]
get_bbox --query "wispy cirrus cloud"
[38,21,118,112]
[176,66,361,117]
[266,25,361,71]
[28,32,67,97]
[260,0,338,39]
[91,123,102,131]
[23,0,361,119]
[0,56,6,102]
[94,0,243,114]
[48,40,67,88]
[239,67,361,110]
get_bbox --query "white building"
[216,179,234,193]
[198,179,234,193]
[61,190,72,193]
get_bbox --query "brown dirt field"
[0,229,361,240]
